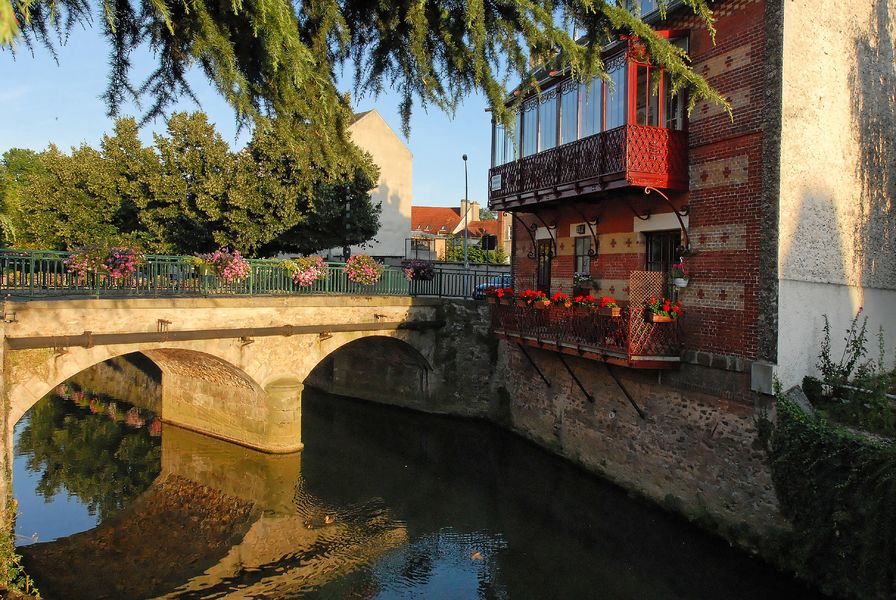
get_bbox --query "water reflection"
[13,359,825,600]
[15,380,161,536]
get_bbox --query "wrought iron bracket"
[572,204,600,257]
[512,213,541,260]
[532,212,558,258]
[517,343,551,387]
[605,364,647,420]
[620,196,652,221]
[644,186,691,255]
[557,353,594,403]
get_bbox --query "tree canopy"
[6,113,381,255]
[2,0,727,154]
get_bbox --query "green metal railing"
[0,250,410,298]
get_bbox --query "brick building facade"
[488,0,896,395]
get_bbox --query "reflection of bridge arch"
[19,424,407,600]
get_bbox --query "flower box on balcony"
[487,297,498,305]
[598,307,621,317]
[649,314,675,323]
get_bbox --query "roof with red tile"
[463,220,500,238]
[411,206,461,234]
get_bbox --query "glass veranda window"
[560,82,580,144]
[605,59,627,130]
[492,123,506,167]
[580,77,602,137]
[538,91,558,151]
[521,99,538,157]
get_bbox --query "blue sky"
[1,26,491,208]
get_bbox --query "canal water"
[13,358,825,599]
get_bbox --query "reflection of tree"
[15,394,161,522]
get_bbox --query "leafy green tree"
[256,157,382,256]
[442,240,507,265]
[16,144,125,249]
[100,118,163,248]
[1,148,47,247]
[2,1,726,162]
[139,112,234,254]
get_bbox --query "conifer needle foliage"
[2,0,727,147]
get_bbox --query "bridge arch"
[305,334,435,407]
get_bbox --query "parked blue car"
[473,274,514,299]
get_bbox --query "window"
[580,77,602,137]
[664,73,685,130]
[639,0,659,15]
[521,99,538,157]
[645,230,680,273]
[560,82,579,144]
[538,92,558,151]
[505,112,518,162]
[492,123,506,167]
[574,236,592,274]
[635,63,660,126]
[605,59,627,130]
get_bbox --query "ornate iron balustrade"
[490,302,681,369]
[488,125,688,210]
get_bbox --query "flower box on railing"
[598,307,621,317]
[649,314,675,323]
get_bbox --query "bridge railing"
[0,250,408,297]
[0,249,500,299]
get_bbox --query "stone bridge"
[0,295,489,456]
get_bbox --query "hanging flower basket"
[343,254,384,285]
[283,255,327,287]
[195,248,251,284]
[671,261,689,288]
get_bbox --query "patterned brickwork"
[689,155,749,190]
[691,88,751,123]
[679,282,746,311]
[690,224,747,252]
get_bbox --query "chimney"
[471,201,480,222]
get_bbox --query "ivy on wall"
[770,391,896,599]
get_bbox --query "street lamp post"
[462,154,469,270]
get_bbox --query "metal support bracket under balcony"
[572,204,600,257]
[605,364,647,420]
[517,343,551,387]
[513,213,541,260]
[558,353,594,403]
[532,212,558,258]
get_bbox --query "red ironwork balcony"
[488,125,687,211]
[490,303,681,369]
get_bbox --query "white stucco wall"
[339,110,413,259]
[776,0,896,387]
